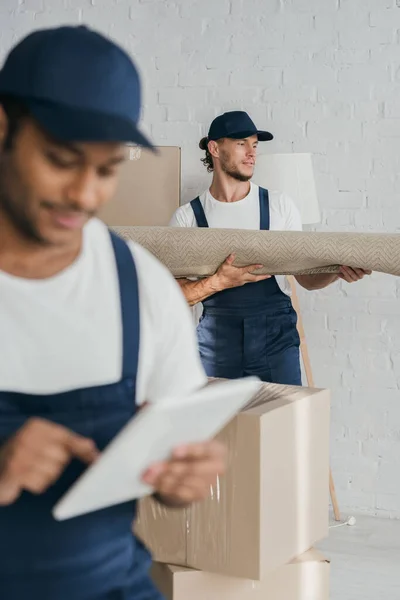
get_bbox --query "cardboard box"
[135,382,330,580]
[151,549,330,600]
[99,146,180,226]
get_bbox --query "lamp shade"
[252,153,320,225]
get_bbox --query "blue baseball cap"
[0,25,153,148]
[207,111,273,142]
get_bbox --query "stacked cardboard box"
[135,381,331,598]
[151,549,330,600]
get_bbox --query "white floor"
[317,514,400,599]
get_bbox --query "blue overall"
[0,232,164,600]
[191,187,301,385]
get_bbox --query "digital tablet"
[53,376,261,521]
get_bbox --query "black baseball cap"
[207,111,273,142]
[0,25,153,148]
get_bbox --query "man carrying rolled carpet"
[0,25,225,600]
[170,111,370,385]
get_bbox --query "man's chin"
[233,172,252,182]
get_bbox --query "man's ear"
[0,106,8,148]
[208,139,220,159]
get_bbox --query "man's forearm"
[176,276,222,306]
[295,273,339,291]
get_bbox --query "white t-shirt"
[0,218,207,403]
[169,183,303,296]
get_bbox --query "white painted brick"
[338,64,392,86]
[343,369,398,390]
[313,173,339,202]
[152,121,202,146]
[307,119,363,143]
[230,0,281,16]
[301,310,327,332]
[352,101,383,120]
[340,491,378,512]
[205,52,258,71]
[288,0,339,13]
[180,0,230,18]
[367,193,399,209]
[140,103,167,126]
[286,18,333,50]
[263,83,317,103]
[369,299,400,316]
[340,19,396,46]
[230,67,282,87]
[362,440,400,463]
[377,462,400,495]
[350,471,380,494]
[190,106,219,125]
[264,118,306,145]
[330,439,362,460]
[336,169,366,192]
[257,48,299,69]
[372,83,400,104]
[318,78,374,102]
[331,191,364,209]
[310,347,350,371]
[230,22,284,55]
[306,328,336,350]
[341,0,395,9]
[370,44,400,69]
[66,0,93,7]
[354,209,384,230]
[153,69,179,87]
[366,118,400,139]
[181,20,231,55]
[314,296,369,317]
[293,102,325,121]
[179,68,230,87]
[382,208,400,231]
[88,0,134,5]
[344,274,397,298]
[384,100,400,118]
[331,46,371,65]
[82,3,131,26]
[349,349,392,374]
[208,86,263,106]
[376,493,400,514]
[356,314,385,335]
[283,64,336,87]
[336,334,390,362]
[323,209,353,228]
[19,0,44,9]
[166,105,189,122]
[158,87,208,106]
[328,314,356,332]
[34,8,82,27]
[366,175,400,198]
[370,8,400,28]
[312,365,344,389]
[316,5,370,37]
[322,101,353,119]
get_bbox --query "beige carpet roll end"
[112,226,400,278]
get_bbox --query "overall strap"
[258,187,270,231]
[190,197,209,228]
[109,231,140,381]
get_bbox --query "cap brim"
[26,99,155,150]
[219,130,274,142]
[256,130,274,142]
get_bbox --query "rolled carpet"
[112,226,400,278]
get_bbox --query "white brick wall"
[1,0,400,518]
